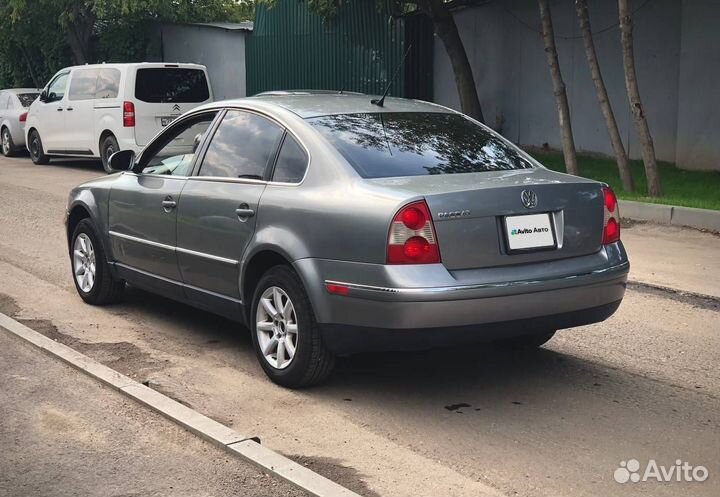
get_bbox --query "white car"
[0,88,39,157]
[25,62,213,172]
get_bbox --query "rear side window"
[69,68,120,101]
[272,135,307,183]
[135,68,210,103]
[17,93,39,107]
[306,112,534,178]
[199,110,283,179]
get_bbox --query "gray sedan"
[0,88,39,156]
[65,93,629,387]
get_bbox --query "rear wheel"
[1,127,16,157]
[71,219,124,305]
[250,265,335,388]
[100,134,119,173]
[500,330,556,349]
[28,129,49,164]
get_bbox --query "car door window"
[95,68,121,99]
[272,134,308,183]
[47,72,69,102]
[5,94,14,109]
[69,68,99,101]
[198,110,283,179]
[139,112,218,176]
[0,93,6,110]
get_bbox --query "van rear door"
[132,65,212,147]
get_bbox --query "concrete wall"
[434,0,720,171]
[158,24,249,100]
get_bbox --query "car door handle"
[66,107,73,111]
[162,199,177,210]
[56,108,63,112]
[235,207,255,218]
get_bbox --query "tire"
[250,265,335,388]
[100,134,119,173]
[500,330,556,350]
[28,129,49,164]
[1,127,16,157]
[70,219,124,305]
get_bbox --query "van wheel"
[100,135,119,173]
[29,130,49,164]
[250,265,335,388]
[2,127,16,157]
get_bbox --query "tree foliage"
[0,0,254,88]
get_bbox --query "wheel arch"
[241,249,293,310]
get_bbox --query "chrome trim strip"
[324,261,630,296]
[109,231,238,265]
[114,262,242,304]
[175,246,238,265]
[109,230,174,251]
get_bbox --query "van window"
[134,68,210,103]
[47,73,69,102]
[95,69,121,99]
[69,69,99,101]
[69,68,121,101]
[199,110,283,179]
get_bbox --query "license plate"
[504,213,556,251]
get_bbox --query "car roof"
[1,88,40,94]
[61,62,207,72]
[209,93,455,119]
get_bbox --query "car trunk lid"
[367,168,605,270]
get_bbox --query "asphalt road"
[0,331,307,497]
[0,156,718,497]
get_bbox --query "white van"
[25,62,213,172]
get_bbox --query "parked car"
[64,93,629,388]
[26,62,213,172]
[0,88,39,157]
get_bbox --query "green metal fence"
[246,1,432,99]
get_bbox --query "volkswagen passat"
[65,93,629,387]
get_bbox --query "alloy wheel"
[73,233,96,293]
[2,130,9,155]
[256,286,298,369]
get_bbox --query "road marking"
[0,311,361,497]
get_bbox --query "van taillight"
[387,200,441,264]
[18,112,27,123]
[123,101,135,127]
[602,186,620,245]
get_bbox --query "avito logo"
[511,227,549,236]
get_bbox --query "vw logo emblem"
[521,190,538,209]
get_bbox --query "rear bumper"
[294,242,629,353]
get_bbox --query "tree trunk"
[67,24,88,64]
[618,0,661,196]
[19,44,40,88]
[538,0,578,175]
[420,0,484,123]
[575,0,634,192]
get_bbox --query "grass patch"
[530,151,720,211]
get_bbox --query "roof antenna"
[372,44,412,107]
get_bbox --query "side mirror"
[108,149,136,172]
[39,90,48,102]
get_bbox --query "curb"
[619,200,720,232]
[0,312,361,497]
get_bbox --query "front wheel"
[28,129,49,164]
[71,219,124,305]
[250,265,335,388]
[100,135,119,173]
[2,127,16,157]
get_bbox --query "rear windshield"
[134,68,209,103]
[306,112,533,178]
[17,93,39,107]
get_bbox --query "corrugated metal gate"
[246,0,433,99]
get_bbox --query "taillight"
[18,112,27,123]
[123,101,135,127]
[602,186,620,245]
[387,200,441,264]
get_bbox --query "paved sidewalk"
[622,222,720,299]
[0,331,308,497]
